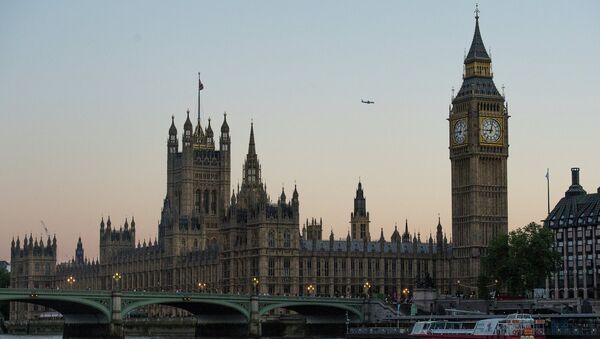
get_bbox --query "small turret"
[182,110,193,150]
[436,216,444,249]
[76,237,84,265]
[391,224,401,243]
[131,216,136,230]
[379,228,385,243]
[220,113,230,152]
[279,187,286,205]
[169,115,178,136]
[106,216,112,231]
[100,217,105,232]
[206,118,214,144]
[168,116,179,154]
[402,219,411,243]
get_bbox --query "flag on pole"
[198,77,204,91]
[545,168,549,180]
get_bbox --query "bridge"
[0,288,366,338]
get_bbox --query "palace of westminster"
[10,13,549,319]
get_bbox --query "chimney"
[571,168,580,186]
[565,167,586,197]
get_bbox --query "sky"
[1,1,599,262]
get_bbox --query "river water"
[0,337,153,339]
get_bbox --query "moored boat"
[410,313,545,338]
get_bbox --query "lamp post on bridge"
[306,284,315,297]
[197,282,207,293]
[67,275,76,289]
[252,277,259,296]
[363,281,371,298]
[112,272,122,291]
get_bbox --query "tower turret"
[402,219,411,243]
[242,123,262,187]
[391,224,401,243]
[183,110,193,148]
[206,118,214,146]
[291,184,299,217]
[75,237,84,265]
[436,216,444,250]
[350,180,370,241]
[219,113,232,213]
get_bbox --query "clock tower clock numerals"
[453,119,467,145]
[479,117,502,144]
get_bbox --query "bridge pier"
[248,296,261,338]
[109,291,123,338]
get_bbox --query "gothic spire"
[465,4,490,63]
[248,122,256,156]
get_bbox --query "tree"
[483,222,560,297]
[0,267,9,319]
[0,267,8,288]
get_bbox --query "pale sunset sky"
[1,1,599,262]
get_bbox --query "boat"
[410,313,545,338]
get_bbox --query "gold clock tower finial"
[475,3,480,20]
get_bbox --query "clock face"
[480,118,501,143]
[453,119,467,144]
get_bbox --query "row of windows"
[268,257,291,277]
[298,258,427,278]
[194,189,218,214]
[268,230,291,248]
[556,227,600,239]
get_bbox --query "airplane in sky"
[361,99,375,104]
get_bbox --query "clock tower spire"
[449,6,508,289]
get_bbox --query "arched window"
[268,230,276,247]
[195,190,201,213]
[203,190,209,214]
[211,190,217,214]
[283,231,291,248]
[193,239,198,248]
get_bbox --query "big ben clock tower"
[449,8,508,287]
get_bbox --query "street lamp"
[252,277,259,295]
[363,281,371,298]
[307,284,315,296]
[197,282,207,293]
[67,276,76,289]
[402,287,410,300]
[112,272,122,291]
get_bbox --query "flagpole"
[546,168,550,214]
[197,72,201,125]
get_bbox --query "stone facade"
[9,235,57,319]
[9,113,452,320]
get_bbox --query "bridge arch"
[122,297,250,320]
[0,294,111,322]
[259,301,363,322]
